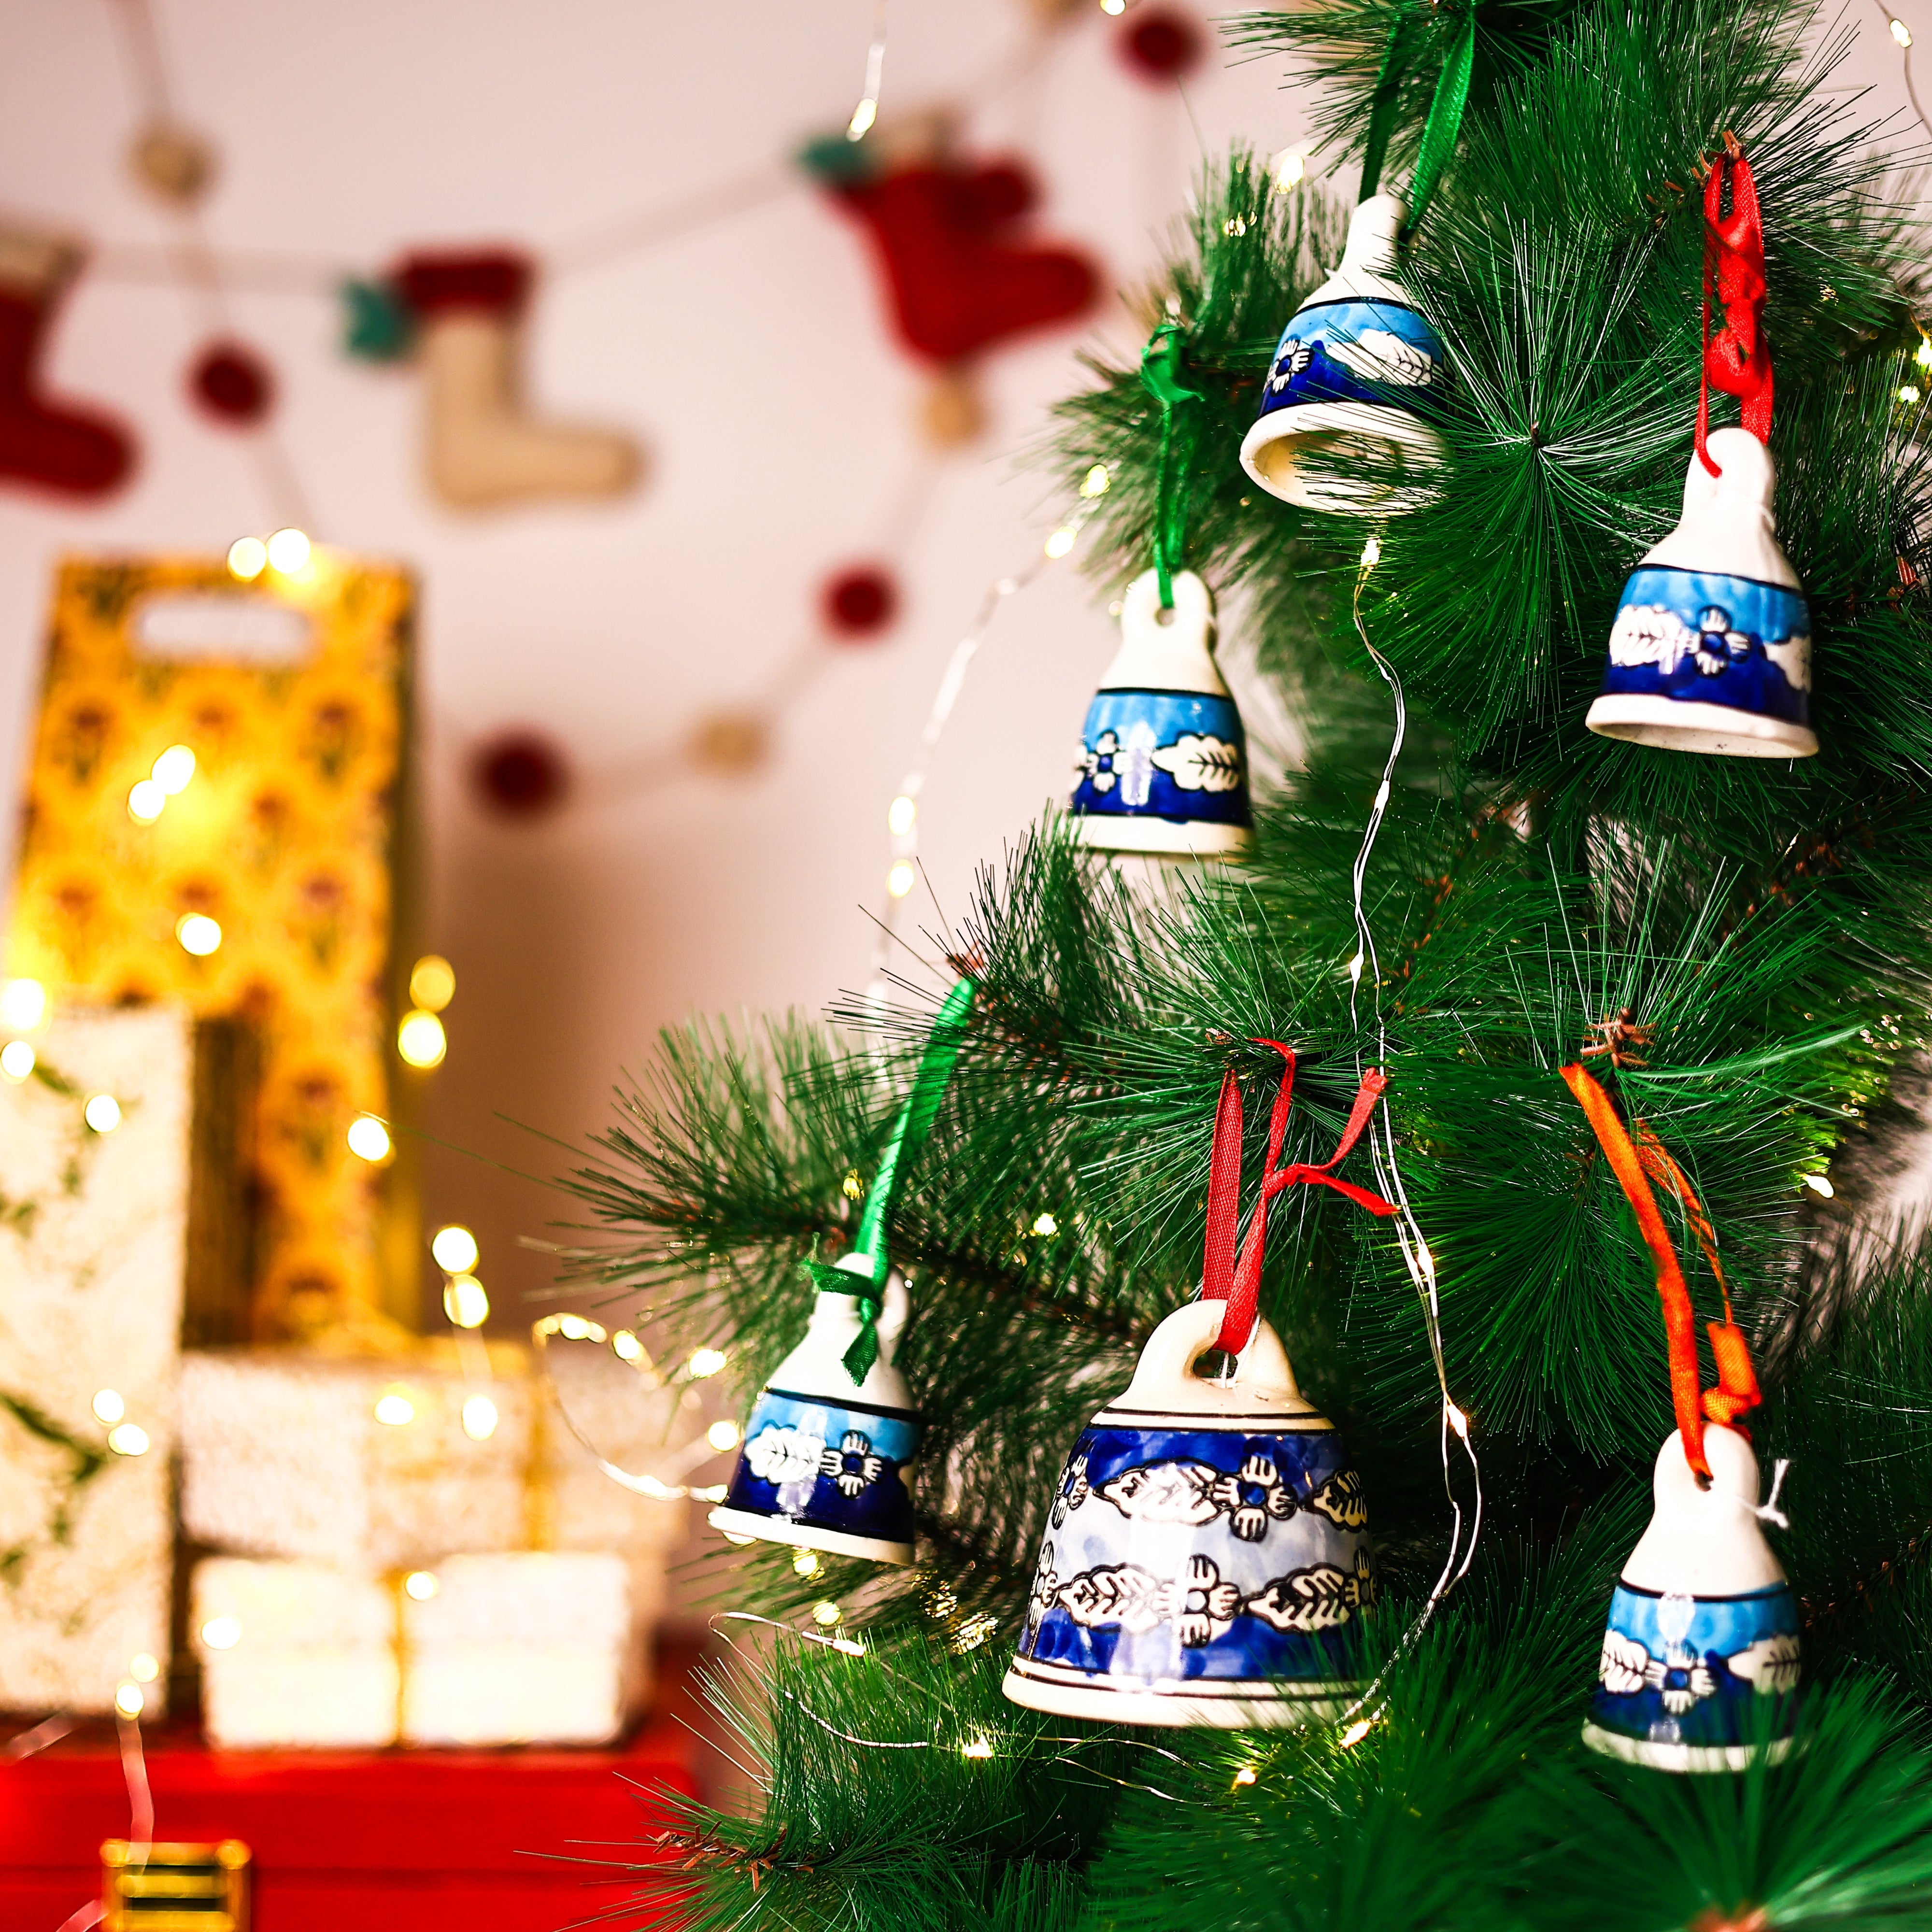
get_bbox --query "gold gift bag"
[6,551,419,1339]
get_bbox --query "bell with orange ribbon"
[1002,1044,1396,1728]
[1563,1060,1802,1772]
[1585,141,1817,760]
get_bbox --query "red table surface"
[0,1644,706,1932]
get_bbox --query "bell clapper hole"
[1195,1347,1238,1383]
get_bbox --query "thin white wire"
[848,0,892,140]
[1336,549,1484,1717]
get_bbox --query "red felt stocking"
[0,230,135,499]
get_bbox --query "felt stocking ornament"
[393,250,642,510]
[804,134,1098,447]
[0,227,136,499]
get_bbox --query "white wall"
[0,0,1917,1335]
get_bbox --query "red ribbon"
[1202,1041,1399,1355]
[1561,1064,1763,1479]
[1696,142,1773,475]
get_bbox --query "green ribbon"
[1357,8,1476,231]
[808,976,977,1384]
[1140,322,1204,610]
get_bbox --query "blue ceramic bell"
[710,1258,923,1564]
[1239,194,1449,516]
[1002,1299,1374,1728]
[1583,1423,1801,1772]
[1586,427,1816,757]
[1070,568,1252,859]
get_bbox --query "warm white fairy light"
[1361,534,1382,569]
[108,1422,149,1456]
[200,1616,241,1650]
[887,794,917,836]
[1232,1762,1259,1787]
[151,745,196,795]
[114,1681,145,1718]
[0,980,45,1032]
[373,1391,414,1426]
[611,1329,644,1363]
[1918,337,1932,369]
[960,1734,994,1758]
[1902,384,1923,405]
[267,527,311,573]
[85,1094,122,1133]
[793,1548,823,1578]
[1272,146,1308,192]
[347,1113,392,1162]
[1031,1211,1059,1236]
[811,1601,842,1626]
[1338,1718,1374,1748]
[92,1389,126,1424]
[1346,953,1364,986]
[461,1394,498,1440]
[1100,0,1125,13]
[1803,1172,1835,1198]
[176,913,222,956]
[128,779,166,824]
[688,1348,728,1378]
[404,1570,439,1601]
[129,1653,160,1684]
[1079,464,1110,498]
[707,1419,741,1451]
[397,1009,447,1067]
[0,1041,35,1081]
[1042,525,1078,559]
[1892,14,1913,44]
[227,536,268,581]
[409,954,455,1011]
[443,1274,490,1327]
[1446,1400,1471,1440]
[887,860,917,898]
[431,1224,479,1274]
[847,0,889,140]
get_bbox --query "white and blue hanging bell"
[709,1256,923,1564]
[1586,426,1816,757]
[1239,194,1449,516]
[1069,568,1252,859]
[1582,1423,1801,1773]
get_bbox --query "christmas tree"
[567,2,1932,1924]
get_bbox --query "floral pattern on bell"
[1071,691,1250,828]
[1256,298,1448,425]
[1600,567,1812,727]
[1585,1581,1802,1758]
[722,1386,921,1548]
[1012,1420,1375,1691]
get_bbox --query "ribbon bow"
[1561,1062,1763,1480]
[1202,1040,1400,1355]
[809,976,976,1385]
[1696,138,1773,474]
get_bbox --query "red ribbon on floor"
[1202,1041,1398,1355]
[1561,1064,1763,1479]
[1696,140,1774,476]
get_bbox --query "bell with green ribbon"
[709,979,975,1566]
[1239,11,1474,515]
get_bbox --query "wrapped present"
[0,1003,191,1714]
[5,550,417,1338]
[399,1551,641,1746]
[180,1350,535,1570]
[191,1556,399,1749]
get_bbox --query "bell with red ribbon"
[1563,1062,1802,1772]
[1587,144,1817,758]
[1002,1046,1394,1728]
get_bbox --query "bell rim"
[1580,1720,1798,1774]
[1238,400,1446,513]
[1070,814,1252,857]
[707,1505,915,1566]
[1002,1659,1363,1729]
[1585,693,1818,759]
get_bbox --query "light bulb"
[1918,338,1932,369]
[1338,1718,1374,1748]
[1079,464,1110,498]
[151,745,195,794]
[128,780,166,824]
[1891,15,1913,44]
[812,1601,842,1627]
[1361,535,1382,569]
[108,1422,149,1456]
[443,1275,489,1328]
[404,1570,439,1601]
[1902,384,1922,406]
[1031,1212,1059,1236]
[0,980,46,1032]
[129,1653,160,1683]
[559,1313,590,1340]
[227,536,268,582]
[85,1094,122,1133]
[92,1389,126,1424]
[374,1392,414,1426]
[887,861,917,899]
[461,1394,498,1440]
[346,1113,392,1162]
[1272,146,1307,192]
[1802,1172,1835,1198]
[1101,0,1125,12]
[961,1734,994,1758]
[431,1224,480,1274]
[0,1041,35,1081]
[409,955,455,1012]
[847,96,878,139]
[1233,1763,1258,1787]
[200,1616,241,1650]
[1043,525,1078,559]
[707,1419,741,1452]
[267,527,311,573]
[114,1682,145,1718]
[611,1329,644,1363]
[887,794,917,836]
[397,1009,446,1068]
[176,913,222,956]
[687,1348,727,1378]
[793,1548,823,1578]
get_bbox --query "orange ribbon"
[1561,1063,1762,1478]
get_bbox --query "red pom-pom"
[189,341,274,425]
[1120,7,1205,79]
[823,565,900,639]
[471,730,570,818]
